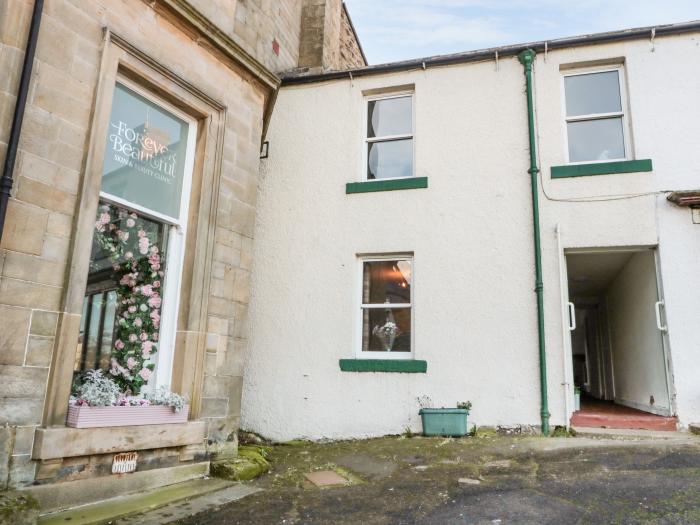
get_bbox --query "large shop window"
[74,80,197,394]
[359,256,413,358]
[563,67,630,163]
[365,94,414,180]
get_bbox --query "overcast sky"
[344,0,700,64]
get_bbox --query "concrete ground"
[169,431,700,525]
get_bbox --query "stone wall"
[339,3,366,69]
[33,444,206,486]
[297,0,366,72]
[0,0,269,490]
[184,0,303,73]
[233,0,304,73]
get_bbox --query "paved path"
[169,433,700,525]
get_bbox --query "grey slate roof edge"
[282,19,700,85]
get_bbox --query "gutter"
[282,19,700,85]
[518,49,550,436]
[0,0,43,243]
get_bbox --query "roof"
[282,19,700,86]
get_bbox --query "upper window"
[563,68,628,163]
[365,94,414,180]
[359,256,413,358]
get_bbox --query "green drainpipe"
[517,48,550,436]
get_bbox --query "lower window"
[359,255,413,357]
[71,77,196,405]
[75,201,168,392]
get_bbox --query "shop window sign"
[101,83,189,219]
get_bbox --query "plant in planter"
[67,370,189,428]
[418,397,472,437]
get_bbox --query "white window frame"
[98,75,198,391]
[561,65,632,165]
[356,254,414,360]
[362,92,415,181]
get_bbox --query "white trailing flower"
[144,386,189,413]
[73,370,122,407]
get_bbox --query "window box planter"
[419,408,469,437]
[66,404,189,428]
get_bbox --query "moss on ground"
[210,445,272,481]
[178,433,700,525]
[0,492,39,525]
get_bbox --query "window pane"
[101,83,189,219]
[82,293,104,371]
[75,202,168,393]
[567,117,625,162]
[362,260,412,304]
[368,96,412,138]
[362,307,411,352]
[565,71,622,117]
[367,139,413,180]
[97,290,118,370]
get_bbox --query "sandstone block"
[200,398,228,419]
[0,366,49,398]
[0,277,62,311]
[8,454,37,488]
[0,199,48,255]
[25,336,53,367]
[0,305,31,365]
[0,398,43,426]
[16,177,75,216]
[2,251,66,288]
[30,310,58,337]
[12,426,36,456]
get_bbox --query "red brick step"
[571,401,677,431]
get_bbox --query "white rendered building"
[243,22,700,441]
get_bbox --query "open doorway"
[565,249,676,431]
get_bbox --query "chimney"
[298,0,342,72]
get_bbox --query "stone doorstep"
[115,484,261,525]
[572,426,696,440]
[24,462,209,515]
[38,477,237,525]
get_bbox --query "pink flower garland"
[93,203,165,393]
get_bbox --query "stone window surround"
[34,30,228,459]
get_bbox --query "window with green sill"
[365,94,414,181]
[552,67,652,178]
[340,254,426,373]
[563,67,629,164]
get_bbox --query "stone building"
[0,0,364,511]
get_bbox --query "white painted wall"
[243,32,700,440]
[605,251,670,415]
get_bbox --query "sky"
[344,0,700,65]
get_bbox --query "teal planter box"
[419,408,469,437]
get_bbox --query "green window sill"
[346,177,428,194]
[339,359,427,373]
[551,159,652,179]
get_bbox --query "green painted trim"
[346,177,428,194]
[518,48,550,437]
[339,359,427,373]
[551,159,653,179]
